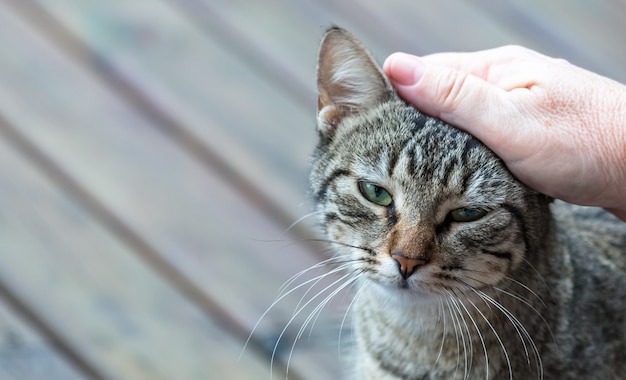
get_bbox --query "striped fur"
[311,28,626,379]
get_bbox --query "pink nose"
[391,253,428,279]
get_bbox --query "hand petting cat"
[383,48,626,222]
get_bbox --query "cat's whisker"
[454,290,489,379]
[434,297,447,366]
[476,290,544,380]
[502,276,546,307]
[446,292,472,380]
[282,210,324,235]
[453,271,546,320]
[477,290,532,369]
[278,255,347,295]
[271,270,357,378]
[447,290,476,380]
[519,258,550,290]
[492,286,556,346]
[292,262,354,312]
[283,270,360,379]
[242,260,352,362]
[452,296,473,379]
[303,270,361,339]
[466,296,514,380]
[339,278,368,361]
[448,290,489,380]
[443,297,462,379]
[301,238,376,256]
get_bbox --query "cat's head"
[311,28,551,301]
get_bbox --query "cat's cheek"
[463,257,510,287]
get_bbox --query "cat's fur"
[311,27,626,379]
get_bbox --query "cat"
[310,27,626,379]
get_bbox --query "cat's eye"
[358,181,393,207]
[449,207,487,222]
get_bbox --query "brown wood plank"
[1,1,347,378]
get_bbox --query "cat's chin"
[368,278,440,306]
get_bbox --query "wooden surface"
[0,1,624,379]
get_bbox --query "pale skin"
[383,47,626,222]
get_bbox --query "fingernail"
[384,53,426,86]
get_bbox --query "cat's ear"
[316,27,393,138]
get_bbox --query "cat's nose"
[391,253,428,279]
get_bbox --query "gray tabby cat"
[311,27,625,379]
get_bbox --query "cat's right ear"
[316,27,393,138]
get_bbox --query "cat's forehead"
[330,101,514,207]
[335,101,492,171]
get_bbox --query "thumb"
[383,53,511,144]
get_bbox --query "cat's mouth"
[364,257,474,298]
[367,274,443,306]
[367,264,436,294]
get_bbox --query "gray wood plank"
[0,1,347,378]
[315,0,626,81]
[0,124,276,379]
[0,298,85,380]
[32,0,317,215]
[0,4,295,380]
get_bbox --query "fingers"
[383,52,515,148]
[409,46,552,89]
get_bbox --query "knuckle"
[435,69,470,113]
[499,44,532,56]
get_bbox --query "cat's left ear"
[316,27,394,138]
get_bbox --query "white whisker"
[282,211,324,235]
[447,292,474,380]
[278,271,357,379]
[304,270,360,339]
[466,297,513,380]
[444,296,463,380]
[278,255,346,295]
[339,276,368,359]
[477,290,544,380]
[241,260,350,362]
[454,293,489,380]
[293,262,353,312]
[520,258,549,290]
[493,286,555,347]
[502,276,546,307]
[435,297,446,366]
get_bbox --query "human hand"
[383,47,626,221]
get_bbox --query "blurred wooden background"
[0,1,624,379]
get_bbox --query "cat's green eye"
[358,181,393,207]
[449,207,487,223]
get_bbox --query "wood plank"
[32,0,317,216]
[199,0,625,79]
[0,4,296,379]
[317,0,626,81]
[0,120,276,379]
[471,0,626,82]
[0,1,346,378]
[0,296,85,380]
